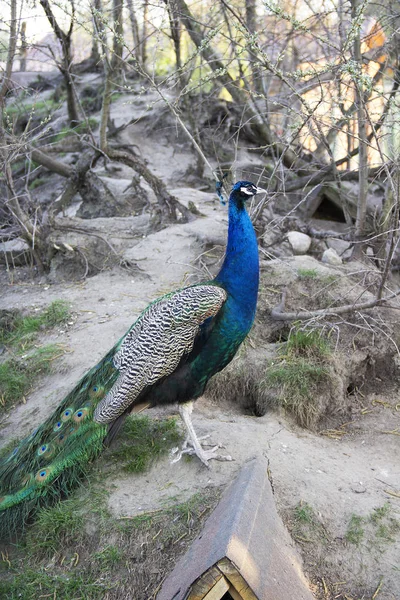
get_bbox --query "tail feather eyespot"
[35,467,54,484]
[54,432,67,445]
[61,408,74,422]
[89,385,105,400]
[73,407,90,423]
[37,444,54,459]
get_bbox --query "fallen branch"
[271,288,400,321]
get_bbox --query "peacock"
[0,180,264,538]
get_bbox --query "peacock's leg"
[172,401,232,468]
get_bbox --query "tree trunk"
[126,0,141,63]
[39,0,80,126]
[142,0,149,71]
[351,0,369,259]
[112,0,124,81]
[19,21,27,71]
[245,0,263,95]
[165,0,182,73]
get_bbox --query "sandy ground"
[1,84,399,599]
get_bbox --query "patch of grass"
[93,544,124,567]
[0,569,106,600]
[370,503,390,524]
[294,502,315,523]
[264,359,328,427]
[41,299,71,328]
[0,344,65,411]
[369,504,400,543]
[28,177,49,190]
[5,487,221,600]
[0,362,30,406]
[344,506,399,547]
[321,274,339,285]
[25,497,85,559]
[53,118,98,142]
[4,99,56,120]
[112,415,182,473]
[298,268,318,279]
[286,327,331,360]
[345,514,364,545]
[375,524,393,541]
[262,325,331,427]
[0,300,70,349]
[291,501,328,544]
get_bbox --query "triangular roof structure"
[157,457,315,600]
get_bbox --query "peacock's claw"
[170,435,232,468]
[173,401,233,467]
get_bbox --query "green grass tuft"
[93,544,124,567]
[0,569,106,600]
[28,177,48,190]
[263,359,328,427]
[0,301,70,410]
[112,415,182,473]
[369,503,390,524]
[290,501,328,544]
[25,497,85,558]
[345,514,364,545]
[297,268,318,279]
[0,344,64,410]
[262,325,331,428]
[41,299,71,328]
[294,502,315,523]
[0,300,70,349]
[0,361,29,405]
[286,327,331,359]
[53,118,98,142]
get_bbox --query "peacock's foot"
[171,438,232,467]
[172,401,233,468]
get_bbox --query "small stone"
[322,247,342,265]
[0,238,30,266]
[287,231,311,255]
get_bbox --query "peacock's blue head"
[231,181,266,201]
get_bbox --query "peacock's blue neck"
[215,193,259,329]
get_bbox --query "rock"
[322,247,342,265]
[287,231,311,255]
[0,238,31,267]
[327,238,351,256]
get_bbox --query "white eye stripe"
[240,187,254,195]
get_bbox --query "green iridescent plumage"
[0,349,115,537]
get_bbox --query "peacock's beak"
[255,187,266,195]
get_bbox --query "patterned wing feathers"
[94,285,226,423]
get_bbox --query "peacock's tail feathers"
[0,345,119,538]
